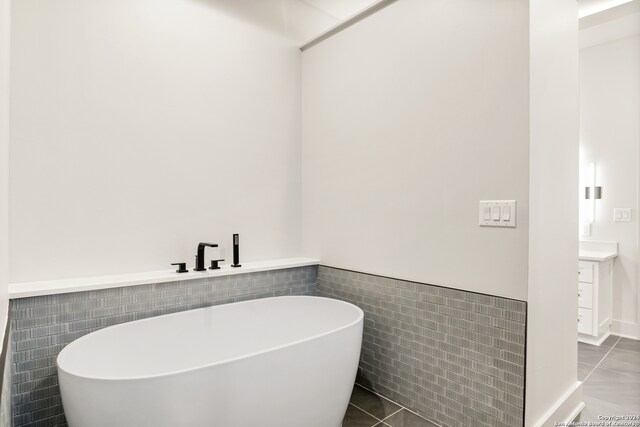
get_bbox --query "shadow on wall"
[190,0,338,44]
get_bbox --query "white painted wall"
[580,33,640,339]
[301,0,530,300]
[0,0,10,348]
[526,0,580,426]
[10,0,303,283]
[302,4,582,424]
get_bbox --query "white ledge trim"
[9,258,320,299]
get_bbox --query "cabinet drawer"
[578,283,593,309]
[578,308,593,335]
[578,262,594,283]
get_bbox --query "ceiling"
[299,0,381,20]
[203,0,381,45]
[212,0,640,47]
[578,0,635,17]
[579,0,640,48]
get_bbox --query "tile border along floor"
[344,384,439,427]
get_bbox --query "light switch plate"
[614,208,632,222]
[479,200,517,228]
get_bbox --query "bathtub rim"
[56,295,364,382]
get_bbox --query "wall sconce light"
[585,162,602,223]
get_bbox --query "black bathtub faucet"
[194,242,219,272]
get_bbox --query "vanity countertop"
[579,240,618,262]
[578,250,618,262]
[9,257,320,299]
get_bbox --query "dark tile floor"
[343,385,438,427]
[577,336,640,423]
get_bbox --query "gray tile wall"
[9,266,317,427]
[317,266,527,427]
[10,264,526,427]
[1,328,12,427]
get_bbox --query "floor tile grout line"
[585,336,620,380]
[349,403,403,424]
[354,384,442,427]
[583,336,621,383]
[608,347,640,356]
[597,338,640,376]
[380,407,404,421]
[352,384,442,426]
[394,405,444,427]
[610,336,640,354]
[355,383,405,407]
[349,402,384,423]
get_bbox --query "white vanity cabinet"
[577,241,617,345]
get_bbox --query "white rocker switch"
[492,206,501,221]
[483,206,492,221]
[502,206,511,221]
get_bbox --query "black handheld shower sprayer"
[231,234,241,268]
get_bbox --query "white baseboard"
[611,331,640,340]
[530,381,584,427]
[566,401,586,424]
[578,331,610,346]
[611,319,639,340]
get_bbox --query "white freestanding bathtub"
[57,296,363,427]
